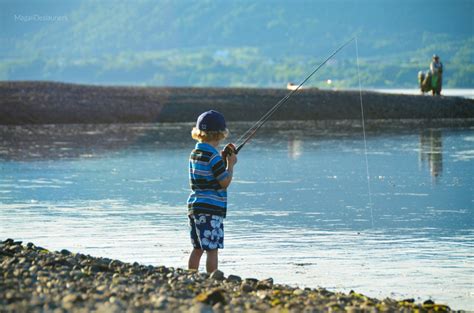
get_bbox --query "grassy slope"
[0,0,472,87]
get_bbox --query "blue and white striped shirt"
[187,142,229,217]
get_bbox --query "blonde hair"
[191,127,229,142]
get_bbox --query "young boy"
[187,110,237,273]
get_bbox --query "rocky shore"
[1,239,456,312]
[1,81,473,125]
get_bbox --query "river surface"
[0,121,473,310]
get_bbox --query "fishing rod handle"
[222,143,237,168]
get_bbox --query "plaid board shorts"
[188,214,224,250]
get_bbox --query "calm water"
[1,121,473,310]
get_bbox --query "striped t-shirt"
[187,142,229,217]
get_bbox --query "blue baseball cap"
[196,110,226,131]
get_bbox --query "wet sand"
[0,81,473,125]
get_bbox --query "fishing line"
[234,37,356,153]
[227,37,374,227]
[355,37,374,227]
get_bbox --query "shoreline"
[368,88,474,99]
[1,81,473,125]
[0,239,458,312]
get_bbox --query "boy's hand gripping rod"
[222,37,355,160]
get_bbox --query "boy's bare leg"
[206,249,218,273]
[188,248,204,270]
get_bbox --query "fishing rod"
[223,37,355,158]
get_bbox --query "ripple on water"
[1,123,473,310]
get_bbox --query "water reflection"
[0,120,466,163]
[1,121,473,310]
[287,136,303,160]
[419,130,443,181]
[0,124,193,161]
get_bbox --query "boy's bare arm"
[219,154,237,189]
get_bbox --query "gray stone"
[195,288,227,306]
[256,277,273,290]
[226,274,242,283]
[28,265,38,273]
[199,272,209,280]
[60,249,71,256]
[210,269,225,281]
[257,290,270,300]
[62,293,79,303]
[244,278,259,284]
[241,283,254,293]
[152,295,168,309]
[90,264,109,273]
[166,272,177,279]
[191,303,213,313]
[95,302,123,313]
[96,285,108,293]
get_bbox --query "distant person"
[187,110,237,273]
[430,54,443,95]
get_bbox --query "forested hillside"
[1,0,472,88]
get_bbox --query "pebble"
[62,293,80,302]
[226,274,242,283]
[195,288,227,306]
[209,269,225,281]
[60,249,71,256]
[240,283,254,293]
[244,278,259,284]
[256,277,273,290]
[0,239,453,313]
[191,303,213,313]
[151,295,168,309]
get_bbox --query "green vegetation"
[1,0,472,88]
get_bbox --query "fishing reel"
[222,143,237,167]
